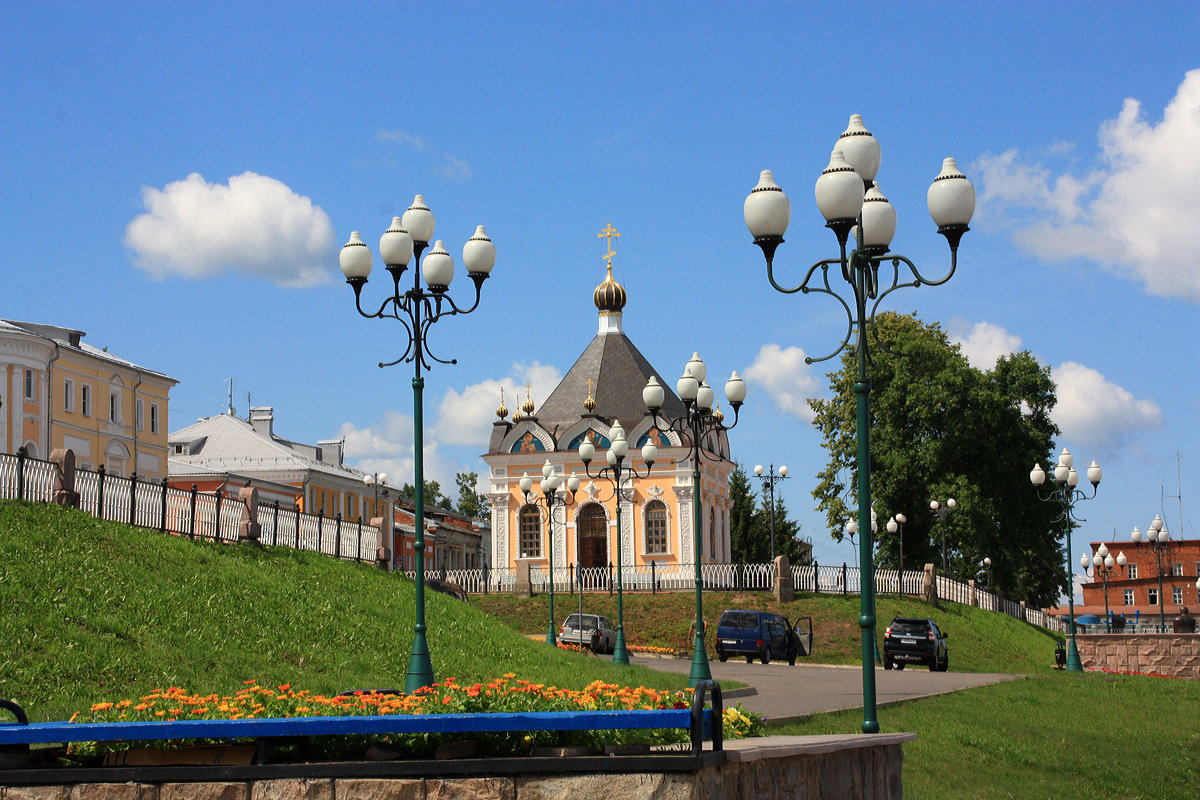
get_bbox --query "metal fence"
[1,448,380,564]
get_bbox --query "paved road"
[636,656,1019,725]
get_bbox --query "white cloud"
[434,362,562,448]
[743,343,823,423]
[949,321,1023,369]
[1051,361,1163,451]
[124,172,335,287]
[376,129,472,180]
[975,70,1200,301]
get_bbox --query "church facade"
[482,229,735,581]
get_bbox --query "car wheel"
[883,656,893,670]
[745,655,754,664]
[760,648,771,665]
[940,652,949,672]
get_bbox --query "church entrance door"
[577,503,608,569]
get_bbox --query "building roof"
[168,410,361,483]
[1,319,177,384]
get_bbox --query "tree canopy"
[728,463,809,564]
[454,471,489,520]
[809,312,1068,607]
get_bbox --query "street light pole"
[745,114,974,733]
[340,196,496,692]
[983,556,992,593]
[886,513,907,592]
[644,357,746,687]
[930,498,957,578]
[521,461,580,646]
[1030,447,1102,672]
[579,420,657,665]
[753,463,789,560]
[1131,515,1172,632]
[1080,543,1125,633]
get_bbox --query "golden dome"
[496,388,509,420]
[593,265,627,314]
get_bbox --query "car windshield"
[890,620,930,635]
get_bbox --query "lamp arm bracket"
[765,256,842,295]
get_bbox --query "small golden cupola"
[496,388,509,421]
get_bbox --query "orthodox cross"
[598,223,620,273]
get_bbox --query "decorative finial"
[522,381,536,416]
[593,224,627,315]
[496,388,509,420]
[713,402,725,424]
[584,378,596,412]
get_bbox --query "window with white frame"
[63,379,74,413]
[1171,562,1183,577]
[519,505,542,558]
[1123,589,1134,606]
[1127,563,1138,580]
[1172,587,1183,605]
[645,500,668,554]
[81,384,91,416]
[1148,587,1159,606]
[150,403,160,434]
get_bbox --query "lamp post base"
[612,630,630,665]
[687,636,712,688]
[1065,637,1083,672]
[404,635,435,693]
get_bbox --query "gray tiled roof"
[168,413,361,481]
[531,330,687,438]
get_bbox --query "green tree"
[400,480,451,509]
[455,471,489,520]
[809,312,1066,607]
[729,463,767,562]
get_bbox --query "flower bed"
[63,676,762,762]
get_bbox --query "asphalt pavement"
[634,655,1019,725]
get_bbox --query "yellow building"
[0,320,176,477]
[483,246,735,579]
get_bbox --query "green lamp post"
[644,357,747,687]
[744,114,975,733]
[1131,515,1173,632]
[1030,448,1103,671]
[521,461,580,646]
[340,196,496,693]
[1080,543,1125,632]
[579,419,657,665]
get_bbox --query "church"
[482,228,736,584]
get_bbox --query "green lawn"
[3,499,1197,798]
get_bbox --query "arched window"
[519,504,542,558]
[645,500,668,554]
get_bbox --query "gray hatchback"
[559,613,617,653]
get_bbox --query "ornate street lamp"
[644,355,746,687]
[340,196,496,692]
[930,498,957,578]
[1131,515,1173,632]
[579,420,656,665]
[745,114,974,733]
[753,463,789,560]
[885,513,907,592]
[1030,447,1102,672]
[1080,543,1126,633]
[983,556,992,593]
[520,461,580,646]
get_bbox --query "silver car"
[559,613,617,653]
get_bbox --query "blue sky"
[3,2,1198,581]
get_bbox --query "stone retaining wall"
[1076,633,1200,678]
[1,734,915,800]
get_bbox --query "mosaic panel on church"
[577,502,608,568]
[567,429,611,451]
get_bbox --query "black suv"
[883,617,949,671]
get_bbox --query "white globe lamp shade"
[566,473,580,493]
[886,518,898,534]
[930,500,939,511]
[927,157,976,229]
[754,464,765,476]
[579,440,595,463]
[1059,448,1074,469]
[815,150,865,224]
[1104,555,1115,569]
[896,513,906,524]
[421,240,455,290]
[677,372,699,402]
[462,225,496,275]
[1116,552,1127,567]
[519,473,533,494]
[340,232,373,280]
[779,465,788,477]
[860,184,897,250]
[379,217,414,267]
[696,382,714,411]
[1081,553,1091,569]
[1087,460,1102,485]
[401,195,435,244]
[725,371,747,405]
[542,459,554,479]
[744,170,791,239]
[641,443,658,463]
[685,352,707,382]
[1131,527,1142,543]
[1030,463,1046,486]
[642,376,665,410]
[834,114,881,182]
[947,498,956,509]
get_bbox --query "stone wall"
[0,734,915,800]
[1076,633,1200,678]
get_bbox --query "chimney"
[317,438,344,465]
[249,406,274,437]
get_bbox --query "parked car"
[883,617,949,671]
[559,613,617,653]
[714,609,801,665]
